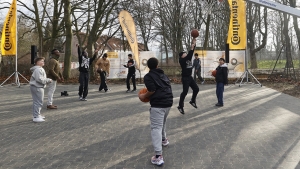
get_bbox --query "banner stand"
[0,56,29,87]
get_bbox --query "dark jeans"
[194,68,204,82]
[99,71,108,91]
[216,83,224,105]
[126,73,136,90]
[179,76,199,108]
[79,72,89,98]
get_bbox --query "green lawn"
[253,60,300,69]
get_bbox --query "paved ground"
[1,82,300,169]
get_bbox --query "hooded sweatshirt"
[30,66,52,88]
[215,63,228,84]
[144,68,173,108]
[179,46,195,77]
[47,55,63,80]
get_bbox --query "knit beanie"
[179,51,186,57]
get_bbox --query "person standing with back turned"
[177,38,199,114]
[77,44,98,101]
[138,57,173,166]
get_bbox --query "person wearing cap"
[47,49,64,109]
[77,44,98,101]
[177,38,199,114]
[95,53,111,92]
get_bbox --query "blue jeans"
[216,83,224,105]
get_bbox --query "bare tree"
[247,4,268,69]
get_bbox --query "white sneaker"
[162,138,169,146]
[201,79,205,84]
[38,115,45,119]
[33,117,45,122]
[79,96,83,100]
[151,155,164,166]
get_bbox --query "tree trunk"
[283,13,293,69]
[203,14,211,50]
[63,0,72,80]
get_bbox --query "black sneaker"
[189,101,197,108]
[215,103,223,107]
[177,106,185,114]
[131,89,136,92]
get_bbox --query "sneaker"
[105,89,111,92]
[162,138,169,146]
[189,101,198,108]
[38,115,45,119]
[177,106,184,114]
[151,155,164,166]
[79,96,83,100]
[201,79,205,84]
[81,98,87,101]
[215,103,223,107]
[99,89,103,92]
[131,89,136,92]
[33,117,45,122]
[126,90,130,93]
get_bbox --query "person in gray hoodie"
[30,57,52,122]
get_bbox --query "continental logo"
[231,0,241,45]
[121,16,135,44]
[3,7,14,51]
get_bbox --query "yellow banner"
[118,10,140,69]
[227,0,246,50]
[106,52,118,58]
[1,0,17,56]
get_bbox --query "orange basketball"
[212,70,217,77]
[138,88,150,102]
[191,29,199,38]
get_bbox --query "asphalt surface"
[1,82,300,169]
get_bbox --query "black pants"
[179,76,199,108]
[194,68,204,82]
[126,73,136,90]
[99,71,108,91]
[79,72,89,98]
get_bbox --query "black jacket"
[144,68,173,108]
[124,59,136,74]
[215,64,228,84]
[179,46,195,77]
[78,46,97,73]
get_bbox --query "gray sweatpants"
[30,86,44,118]
[150,107,171,155]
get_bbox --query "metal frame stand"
[235,48,262,87]
[0,71,29,87]
[235,69,262,87]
